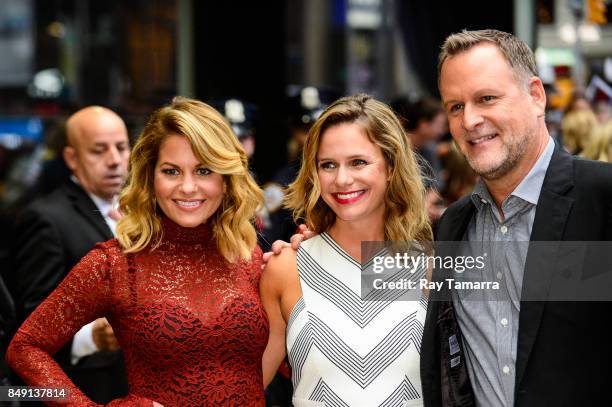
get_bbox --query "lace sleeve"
[249,246,264,286]
[6,244,152,406]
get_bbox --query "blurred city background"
[0,0,611,217]
[1,2,612,402]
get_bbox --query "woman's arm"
[6,246,113,405]
[6,245,154,406]
[260,248,298,388]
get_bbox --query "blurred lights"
[300,86,321,110]
[559,24,576,43]
[224,99,246,123]
[587,0,608,25]
[535,47,576,67]
[0,118,43,150]
[0,134,25,150]
[347,0,381,29]
[578,24,602,42]
[558,23,602,43]
[27,69,64,99]
[46,21,65,38]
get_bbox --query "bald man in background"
[8,106,130,403]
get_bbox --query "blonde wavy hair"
[285,94,433,243]
[116,96,263,262]
[562,109,598,155]
[581,120,612,163]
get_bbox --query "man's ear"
[63,146,78,172]
[528,76,547,116]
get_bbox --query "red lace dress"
[7,217,269,406]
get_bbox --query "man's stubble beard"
[461,131,531,182]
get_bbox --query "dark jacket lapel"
[433,196,476,289]
[63,181,114,240]
[515,146,574,391]
[431,196,478,406]
[438,195,476,243]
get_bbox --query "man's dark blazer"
[0,275,15,385]
[421,146,612,407]
[8,180,128,404]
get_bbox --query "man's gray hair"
[438,29,538,87]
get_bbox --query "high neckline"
[161,215,212,245]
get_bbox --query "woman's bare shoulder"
[261,248,298,290]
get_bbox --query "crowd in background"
[1,80,611,405]
[3,88,611,237]
[559,91,612,161]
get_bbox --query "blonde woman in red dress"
[7,97,269,406]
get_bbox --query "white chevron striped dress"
[287,233,426,407]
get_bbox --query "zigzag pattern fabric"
[287,233,426,407]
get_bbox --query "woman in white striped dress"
[261,94,433,407]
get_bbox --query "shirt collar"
[70,175,116,215]
[471,136,555,209]
[511,137,554,205]
[471,179,494,210]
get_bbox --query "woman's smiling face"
[154,134,224,228]
[316,122,390,225]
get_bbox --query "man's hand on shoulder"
[261,224,315,269]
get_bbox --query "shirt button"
[502,365,510,375]
[500,225,508,234]
[501,318,508,327]
[481,198,488,204]
[496,272,503,280]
